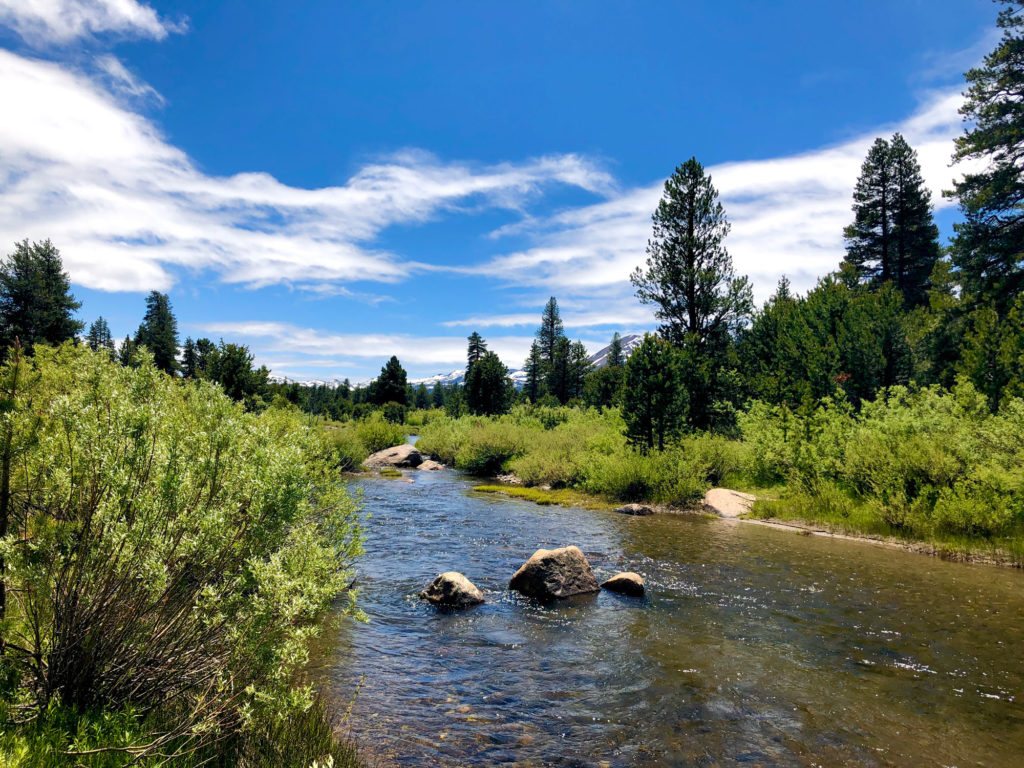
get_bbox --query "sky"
[0,0,1002,382]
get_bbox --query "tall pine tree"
[631,158,752,429]
[86,317,116,358]
[843,134,940,306]
[135,291,179,375]
[949,0,1024,312]
[523,341,544,402]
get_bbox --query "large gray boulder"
[509,546,600,600]
[419,572,484,608]
[365,444,423,468]
[601,572,645,597]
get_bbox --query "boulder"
[615,503,656,516]
[509,546,600,600]
[418,459,444,471]
[365,444,423,468]
[601,572,645,597]
[419,572,484,608]
[703,488,756,518]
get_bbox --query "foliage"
[0,239,82,357]
[85,317,115,358]
[631,157,753,429]
[134,291,179,375]
[949,0,1024,311]
[842,134,941,306]
[739,382,1024,539]
[354,412,407,453]
[372,356,408,406]
[464,349,512,416]
[0,345,363,762]
[622,334,687,451]
[205,340,270,409]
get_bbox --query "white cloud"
[442,303,655,330]
[0,0,183,45]
[0,49,613,294]
[475,88,978,305]
[196,320,543,378]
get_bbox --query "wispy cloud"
[0,49,614,294]
[196,320,540,377]
[0,0,184,45]
[473,88,978,304]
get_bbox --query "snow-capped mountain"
[587,333,643,368]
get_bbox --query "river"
[312,467,1024,766]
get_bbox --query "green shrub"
[0,344,364,762]
[326,425,367,471]
[355,413,407,453]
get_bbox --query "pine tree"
[548,336,572,404]
[0,239,82,356]
[431,381,445,408]
[631,158,753,350]
[631,158,752,429]
[181,337,198,378]
[523,341,544,402]
[622,335,687,451]
[536,297,564,366]
[466,332,488,369]
[135,291,179,375]
[86,317,116,358]
[464,351,511,415]
[567,341,592,401]
[843,134,940,306]
[414,383,430,409]
[206,341,269,409]
[607,332,625,368]
[118,335,138,367]
[374,356,408,406]
[949,1,1024,311]
[195,338,215,377]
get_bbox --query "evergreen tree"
[134,291,179,375]
[607,332,625,368]
[374,356,408,406]
[567,341,592,401]
[622,335,687,452]
[206,341,269,409]
[431,381,445,408]
[0,239,82,356]
[842,134,940,305]
[523,341,545,402]
[466,332,488,369]
[548,336,572,404]
[949,0,1024,311]
[631,158,752,429]
[414,383,430,409]
[118,335,138,367]
[464,350,512,415]
[86,317,116,358]
[181,337,198,378]
[536,297,564,366]
[583,365,624,409]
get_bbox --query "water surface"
[314,469,1024,766]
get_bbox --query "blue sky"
[0,0,1000,380]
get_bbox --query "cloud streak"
[0,0,183,45]
[474,89,976,305]
[0,49,614,294]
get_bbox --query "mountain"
[587,333,643,368]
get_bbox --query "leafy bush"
[0,345,364,762]
[326,424,368,471]
[354,412,407,454]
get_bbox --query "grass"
[472,484,614,510]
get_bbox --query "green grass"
[472,484,613,510]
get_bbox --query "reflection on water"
[312,469,1024,766]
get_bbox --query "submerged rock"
[419,572,484,608]
[615,503,656,516]
[509,545,600,600]
[365,444,423,468]
[601,572,645,597]
[418,459,444,471]
[703,488,756,518]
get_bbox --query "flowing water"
[313,467,1024,766]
